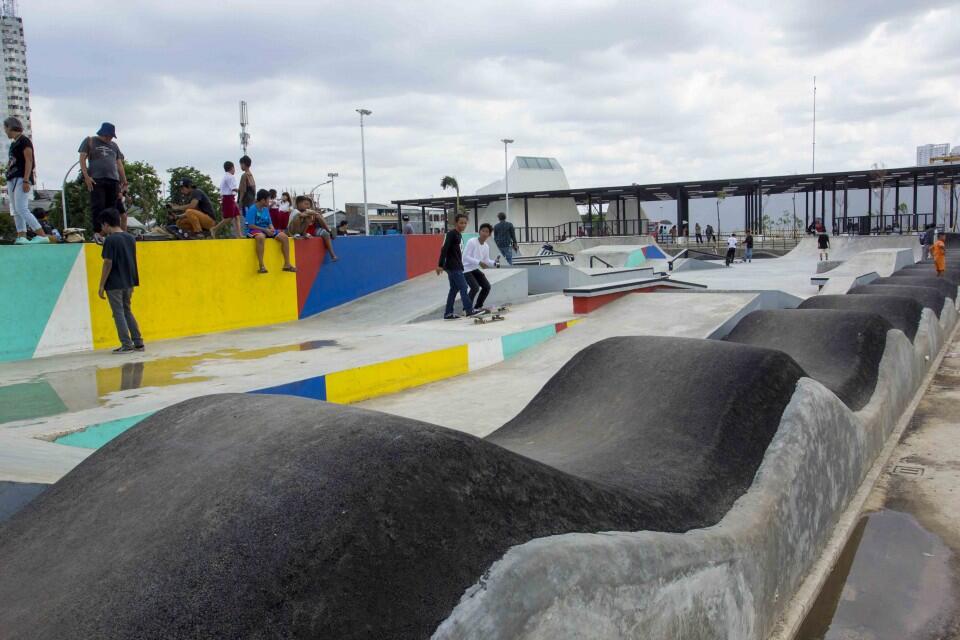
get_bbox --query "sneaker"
[112,345,136,354]
[465,308,484,317]
[29,236,49,244]
[443,314,458,320]
[14,237,29,245]
[133,344,145,352]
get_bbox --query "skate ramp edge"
[434,310,956,640]
[818,248,914,294]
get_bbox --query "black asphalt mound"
[887,270,960,287]
[0,395,673,640]
[723,309,892,411]
[873,276,957,300]
[849,284,947,317]
[487,336,806,529]
[0,338,807,640]
[798,294,923,341]
[900,264,960,282]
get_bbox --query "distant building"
[917,143,950,166]
[474,156,580,228]
[0,0,31,137]
[344,202,444,235]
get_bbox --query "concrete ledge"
[563,277,707,314]
[433,308,957,639]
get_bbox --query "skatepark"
[1,232,959,638]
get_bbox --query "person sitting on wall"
[245,189,296,274]
[288,196,338,261]
[169,178,216,238]
[337,220,350,236]
[26,208,61,243]
[463,222,498,312]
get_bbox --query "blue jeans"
[745,248,753,262]
[498,244,513,264]
[7,179,40,233]
[445,270,473,316]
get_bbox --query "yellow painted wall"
[326,345,469,404]
[85,240,299,349]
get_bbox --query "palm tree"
[440,176,460,217]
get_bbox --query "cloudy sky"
[21,0,960,223]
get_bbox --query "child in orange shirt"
[931,231,946,276]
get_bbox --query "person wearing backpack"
[4,116,48,244]
[79,123,127,244]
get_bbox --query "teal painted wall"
[0,245,81,362]
[501,324,557,359]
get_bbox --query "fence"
[517,219,650,244]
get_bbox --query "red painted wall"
[405,234,444,279]
[293,238,328,316]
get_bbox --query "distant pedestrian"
[97,207,144,354]
[725,233,738,266]
[818,228,830,261]
[922,224,936,261]
[436,213,482,319]
[695,223,703,244]
[79,122,127,244]
[493,212,519,264]
[213,160,242,238]
[337,219,349,236]
[669,225,677,243]
[705,224,715,243]
[402,215,414,235]
[931,232,946,277]
[744,231,754,263]
[4,116,47,244]
[463,222,497,311]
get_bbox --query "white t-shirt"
[463,237,496,272]
[219,173,238,196]
[727,236,738,249]
[279,201,292,214]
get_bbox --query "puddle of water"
[0,340,337,425]
[796,509,955,640]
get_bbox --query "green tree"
[124,161,163,224]
[168,166,220,220]
[440,175,460,215]
[47,175,91,233]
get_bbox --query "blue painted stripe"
[501,324,558,359]
[55,412,155,449]
[252,375,327,401]
[300,236,406,316]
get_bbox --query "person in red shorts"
[213,161,242,238]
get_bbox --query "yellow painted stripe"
[566,318,583,327]
[326,345,469,404]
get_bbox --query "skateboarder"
[436,213,483,319]
[817,226,830,261]
[463,222,498,311]
[744,231,754,263]
[725,233,737,266]
[931,231,947,277]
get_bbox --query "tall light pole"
[501,138,514,220]
[327,172,338,213]
[239,100,250,155]
[357,108,372,235]
[811,76,816,173]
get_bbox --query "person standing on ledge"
[817,223,830,261]
[436,213,482,320]
[97,207,144,354]
[493,212,518,264]
[695,223,703,244]
[931,231,947,277]
[744,230,754,263]
[79,122,127,244]
[4,116,47,244]
[725,232,738,266]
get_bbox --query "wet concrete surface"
[799,335,960,639]
[797,510,955,639]
[0,340,337,426]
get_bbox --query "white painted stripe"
[33,249,93,358]
[468,338,504,371]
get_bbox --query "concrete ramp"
[818,248,915,294]
[786,235,922,262]
[520,264,656,294]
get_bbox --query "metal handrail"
[589,255,614,268]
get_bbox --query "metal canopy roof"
[393,164,960,208]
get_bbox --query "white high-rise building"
[917,143,950,166]
[0,0,31,137]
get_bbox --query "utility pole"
[501,138,514,220]
[239,100,250,155]
[357,109,372,235]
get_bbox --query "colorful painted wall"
[0,234,444,363]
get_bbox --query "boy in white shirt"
[213,161,242,238]
[725,233,738,266]
[463,223,498,311]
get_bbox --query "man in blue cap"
[79,122,128,243]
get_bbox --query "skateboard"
[473,313,506,324]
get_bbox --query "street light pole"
[501,138,513,221]
[327,172,338,214]
[62,160,79,229]
[357,109,372,235]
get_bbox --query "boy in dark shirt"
[97,208,144,353]
[436,213,482,320]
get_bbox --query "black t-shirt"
[190,188,215,216]
[438,229,464,271]
[102,232,140,291]
[6,135,35,182]
[745,235,754,248]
